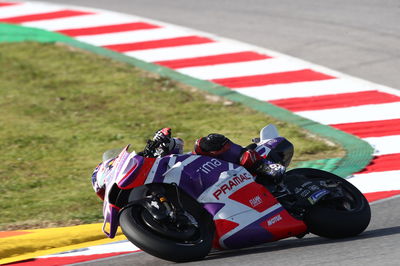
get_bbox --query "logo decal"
[267,214,282,226]
[196,159,222,174]
[249,195,263,207]
[308,189,330,204]
[213,173,252,200]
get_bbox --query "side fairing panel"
[147,154,231,199]
[197,167,306,249]
[143,154,307,249]
[102,201,120,238]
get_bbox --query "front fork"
[143,192,174,220]
[141,185,194,230]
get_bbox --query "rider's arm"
[194,133,285,181]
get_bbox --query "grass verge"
[0,42,342,230]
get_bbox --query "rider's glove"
[153,128,172,146]
[153,128,174,156]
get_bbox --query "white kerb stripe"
[23,12,138,31]
[363,135,400,156]
[295,102,400,125]
[75,27,193,47]
[235,78,376,101]
[0,2,61,19]
[39,240,139,257]
[348,170,400,194]
[124,42,246,62]
[176,58,304,80]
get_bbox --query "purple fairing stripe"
[152,156,171,183]
[203,202,225,216]
[151,154,191,183]
[177,156,230,199]
[264,137,285,149]
[223,206,284,249]
[102,203,120,238]
[151,154,231,199]
[174,154,192,163]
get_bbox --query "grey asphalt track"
[34,0,400,265]
[39,0,400,89]
[73,197,400,266]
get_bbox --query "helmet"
[91,158,115,200]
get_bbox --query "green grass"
[0,42,342,230]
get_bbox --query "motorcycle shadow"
[205,226,400,261]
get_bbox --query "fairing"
[101,125,306,248]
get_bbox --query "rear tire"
[119,185,214,262]
[285,168,371,238]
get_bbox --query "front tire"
[119,185,214,262]
[286,168,371,239]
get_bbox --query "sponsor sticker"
[213,173,252,200]
[308,189,330,205]
[196,158,222,174]
[267,214,283,226]
[249,195,263,207]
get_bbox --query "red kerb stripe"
[211,69,335,89]
[0,2,20,7]
[57,22,160,37]
[332,119,400,138]
[0,10,93,23]
[357,153,400,174]
[270,90,400,112]
[155,51,272,69]
[104,36,214,52]
[9,252,139,266]
[364,190,400,202]
[0,230,32,238]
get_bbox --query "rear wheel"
[119,184,214,262]
[285,168,371,238]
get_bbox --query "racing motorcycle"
[100,124,371,262]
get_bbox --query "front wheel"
[119,185,214,262]
[285,168,371,239]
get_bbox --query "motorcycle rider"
[91,128,286,200]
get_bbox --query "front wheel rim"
[140,208,200,242]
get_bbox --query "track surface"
[37,0,400,90]
[73,198,400,266]
[3,1,399,265]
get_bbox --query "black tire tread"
[119,185,214,262]
[286,168,371,239]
